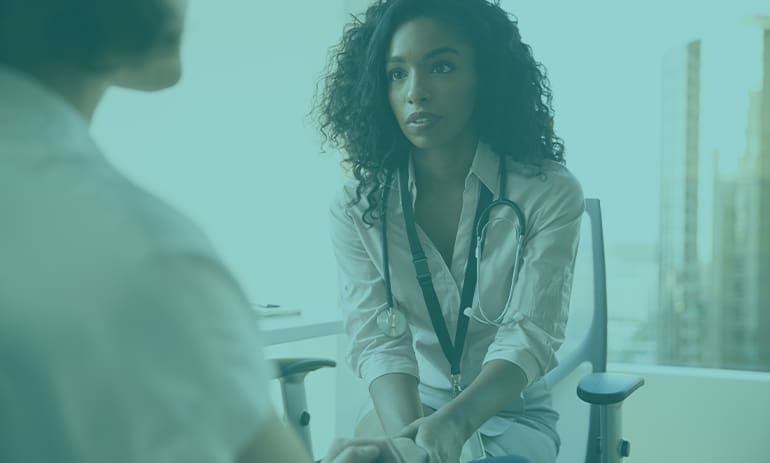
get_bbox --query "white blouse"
[330,142,584,428]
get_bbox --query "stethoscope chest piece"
[377,307,408,337]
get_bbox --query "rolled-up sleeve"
[483,174,585,387]
[329,190,419,387]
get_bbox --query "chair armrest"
[271,357,336,380]
[577,372,644,405]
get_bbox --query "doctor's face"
[386,16,478,152]
[111,0,189,91]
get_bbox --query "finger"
[395,421,420,439]
[423,447,442,463]
[379,440,406,463]
[413,437,442,463]
[389,438,429,463]
[395,426,412,439]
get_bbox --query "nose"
[406,72,430,104]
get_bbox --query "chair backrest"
[544,198,607,463]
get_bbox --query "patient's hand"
[387,437,429,462]
[322,437,428,463]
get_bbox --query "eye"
[388,68,406,81]
[432,61,456,74]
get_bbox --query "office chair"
[270,357,336,457]
[272,199,644,463]
[477,199,644,463]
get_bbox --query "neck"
[412,130,479,191]
[17,63,109,124]
[0,19,108,123]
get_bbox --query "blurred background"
[90,1,770,461]
[94,0,770,373]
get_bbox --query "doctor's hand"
[388,437,430,463]
[397,414,467,463]
[321,437,428,463]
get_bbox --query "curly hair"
[0,0,173,72]
[314,0,565,226]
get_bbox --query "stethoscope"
[376,155,527,338]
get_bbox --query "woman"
[316,1,584,462]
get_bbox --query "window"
[505,0,770,372]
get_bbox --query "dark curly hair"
[314,0,565,225]
[0,0,173,72]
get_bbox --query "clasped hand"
[322,436,428,463]
[396,413,468,463]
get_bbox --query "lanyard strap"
[398,163,492,376]
[381,180,395,310]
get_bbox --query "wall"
[613,363,770,463]
[91,1,349,309]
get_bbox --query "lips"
[406,111,440,124]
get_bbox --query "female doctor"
[316,1,584,462]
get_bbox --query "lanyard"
[398,163,492,392]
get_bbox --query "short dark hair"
[314,0,565,225]
[0,0,173,72]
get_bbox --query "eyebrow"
[387,47,460,63]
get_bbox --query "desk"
[258,308,344,346]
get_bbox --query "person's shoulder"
[116,181,214,256]
[0,153,240,337]
[332,175,360,203]
[540,161,584,201]
[85,166,215,261]
[507,159,584,216]
[72,168,246,317]
[1,152,217,275]
[511,158,581,190]
[330,175,367,219]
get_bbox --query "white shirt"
[0,66,273,462]
[330,142,583,435]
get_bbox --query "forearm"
[437,360,528,439]
[369,373,424,435]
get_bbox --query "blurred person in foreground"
[0,0,425,461]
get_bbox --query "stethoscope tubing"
[381,154,527,330]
